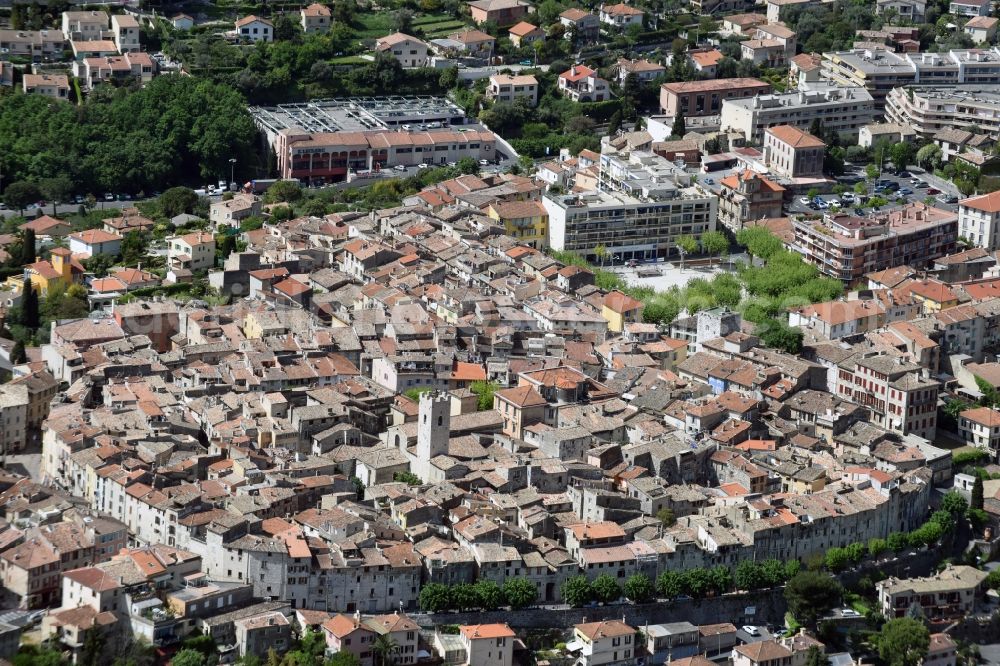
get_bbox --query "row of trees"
[561,557,804,608]
[418,578,538,612]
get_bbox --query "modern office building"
[720,85,876,143]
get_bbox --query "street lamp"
[229,158,237,190]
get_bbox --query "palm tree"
[372,634,399,666]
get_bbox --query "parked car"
[393,164,407,171]
[899,187,913,195]
[417,163,429,170]
[927,188,941,195]
[104,192,115,201]
[479,159,489,166]
[743,626,760,637]
[799,197,811,205]
[841,609,861,617]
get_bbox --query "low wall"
[416,587,787,630]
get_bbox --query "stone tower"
[415,391,450,479]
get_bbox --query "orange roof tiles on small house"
[460,623,516,640]
[766,124,826,148]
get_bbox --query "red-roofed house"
[494,384,546,438]
[459,624,517,666]
[68,229,122,258]
[168,231,216,272]
[764,125,826,179]
[508,21,545,47]
[602,290,644,332]
[558,64,610,102]
[959,190,1000,250]
[20,215,71,238]
[599,2,644,27]
[235,15,273,41]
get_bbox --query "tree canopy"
[876,618,930,666]
[0,76,258,195]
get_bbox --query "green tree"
[784,571,842,627]
[941,491,968,517]
[890,142,916,172]
[734,560,763,591]
[756,319,804,354]
[676,234,698,270]
[868,538,888,558]
[474,580,504,610]
[21,228,36,266]
[593,243,609,266]
[761,559,788,587]
[264,180,303,204]
[182,634,219,660]
[470,380,498,411]
[656,507,676,527]
[456,157,478,175]
[876,618,930,666]
[326,653,362,666]
[503,577,538,609]
[12,645,65,666]
[737,227,782,261]
[450,583,479,611]
[79,627,105,666]
[608,110,623,135]
[562,575,594,607]
[592,573,622,603]
[4,181,42,215]
[624,573,654,602]
[804,646,829,666]
[972,475,984,510]
[701,230,728,265]
[681,568,712,598]
[917,144,942,170]
[22,280,40,330]
[671,109,686,138]
[656,570,683,598]
[707,566,732,595]
[40,176,74,216]
[372,634,398,666]
[121,231,150,266]
[419,583,451,612]
[171,650,206,666]
[10,340,26,364]
[887,532,908,552]
[158,187,200,218]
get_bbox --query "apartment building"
[486,200,548,248]
[22,73,69,100]
[300,3,332,33]
[958,406,1000,460]
[836,353,939,439]
[859,122,916,147]
[958,190,1000,250]
[886,85,1000,139]
[791,203,958,283]
[74,52,156,91]
[68,229,122,257]
[824,47,1000,106]
[615,58,666,84]
[111,14,139,53]
[877,566,988,619]
[275,129,496,183]
[877,0,926,21]
[821,49,916,104]
[544,144,719,262]
[0,29,65,61]
[375,33,429,68]
[718,171,785,231]
[721,86,876,143]
[763,125,825,179]
[660,78,771,117]
[0,384,28,454]
[487,74,539,107]
[62,10,108,41]
[557,65,610,102]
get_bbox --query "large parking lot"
[786,167,961,216]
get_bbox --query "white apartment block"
[487,74,539,107]
[958,190,1000,250]
[62,10,108,41]
[111,14,139,53]
[720,86,876,143]
[886,85,1000,139]
[544,148,718,264]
